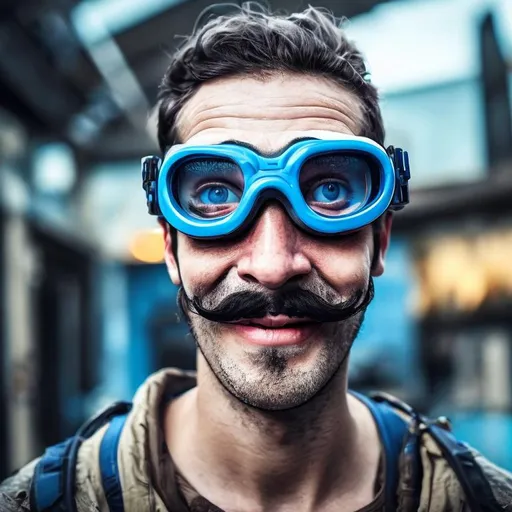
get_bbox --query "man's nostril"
[241,274,259,284]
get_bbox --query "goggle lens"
[298,152,374,217]
[173,157,244,219]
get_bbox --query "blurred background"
[1,0,512,479]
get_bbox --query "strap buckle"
[141,155,162,216]
[387,146,411,210]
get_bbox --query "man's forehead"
[174,74,365,148]
[179,130,358,155]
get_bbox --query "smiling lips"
[228,315,320,345]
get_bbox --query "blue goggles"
[142,136,411,238]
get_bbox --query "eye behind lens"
[172,156,245,219]
[299,151,377,217]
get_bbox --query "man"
[2,4,512,511]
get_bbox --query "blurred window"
[73,0,182,45]
[346,0,512,187]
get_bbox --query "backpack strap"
[30,401,132,512]
[29,437,77,512]
[350,391,408,512]
[99,412,130,512]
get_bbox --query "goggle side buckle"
[387,146,411,210]
[141,156,162,216]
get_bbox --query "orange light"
[129,229,164,264]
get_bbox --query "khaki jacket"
[2,368,512,511]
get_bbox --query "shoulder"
[410,416,512,510]
[418,434,512,510]
[0,425,109,512]
[0,459,39,511]
[369,391,512,510]
[0,370,194,512]
[0,407,125,512]
[470,446,512,507]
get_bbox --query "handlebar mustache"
[182,278,374,324]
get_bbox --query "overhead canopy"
[0,0,388,163]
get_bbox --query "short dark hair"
[157,2,385,153]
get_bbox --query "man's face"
[163,73,392,410]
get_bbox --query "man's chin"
[224,378,324,411]
[212,356,345,412]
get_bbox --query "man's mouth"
[227,316,320,345]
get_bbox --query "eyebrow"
[218,137,318,157]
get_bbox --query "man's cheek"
[317,255,369,288]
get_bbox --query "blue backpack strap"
[99,412,130,512]
[350,391,409,512]
[30,401,132,512]
[29,438,77,511]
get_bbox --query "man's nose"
[236,203,312,289]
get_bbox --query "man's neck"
[164,358,381,512]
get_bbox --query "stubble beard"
[189,312,365,411]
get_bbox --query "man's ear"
[371,212,393,277]
[159,218,181,286]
